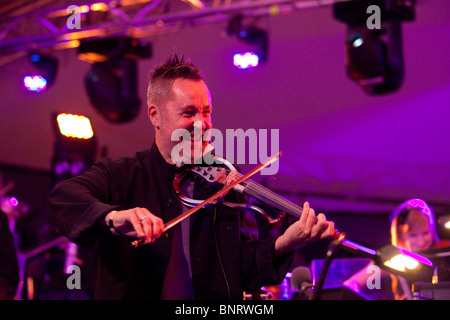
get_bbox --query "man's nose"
[193,119,205,133]
[193,116,207,131]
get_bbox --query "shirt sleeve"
[47,159,121,243]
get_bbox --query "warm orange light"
[182,0,206,9]
[80,5,90,13]
[90,3,109,11]
[57,113,94,139]
[54,40,80,50]
[61,29,108,41]
[383,254,419,272]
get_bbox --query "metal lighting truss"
[0,0,338,62]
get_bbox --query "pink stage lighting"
[23,75,48,92]
[233,52,260,69]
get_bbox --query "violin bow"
[132,151,281,248]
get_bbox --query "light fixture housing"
[377,244,433,278]
[78,36,152,122]
[333,0,415,94]
[51,112,97,185]
[313,238,434,300]
[56,113,94,140]
[335,240,433,281]
[227,16,268,69]
[84,57,140,123]
[23,52,58,92]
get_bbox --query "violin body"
[133,153,343,248]
[175,162,301,216]
[173,157,284,225]
[173,156,339,235]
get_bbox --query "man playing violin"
[48,54,336,299]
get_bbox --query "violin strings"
[231,171,303,218]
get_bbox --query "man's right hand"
[105,208,165,244]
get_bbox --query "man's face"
[152,78,212,163]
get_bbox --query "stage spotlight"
[56,113,94,139]
[233,52,260,69]
[23,52,58,92]
[333,0,415,94]
[23,75,47,92]
[438,215,450,236]
[78,37,152,123]
[379,245,432,274]
[313,238,433,300]
[227,16,268,69]
[51,112,96,185]
[84,57,140,123]
[339,240,433,279]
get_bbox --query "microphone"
[290,266,314,300]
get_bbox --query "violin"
[174,155,343,236]
[174,155,308,224]
[132,152,343,247]
[173,155,285,225]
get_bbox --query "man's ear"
[148,104,160,129]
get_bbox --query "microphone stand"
[312,240,342,300]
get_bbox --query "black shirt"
[48,142,292,299]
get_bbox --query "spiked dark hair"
[147,53,203,107]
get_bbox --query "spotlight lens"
[23,75,47,92]
[237,30,249,39]
[56,113,94,139]
[30,54,41,62]
[348,32,364,48]
[352,37,364,48]
[384,254,419,272]
[233,52,259,69]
